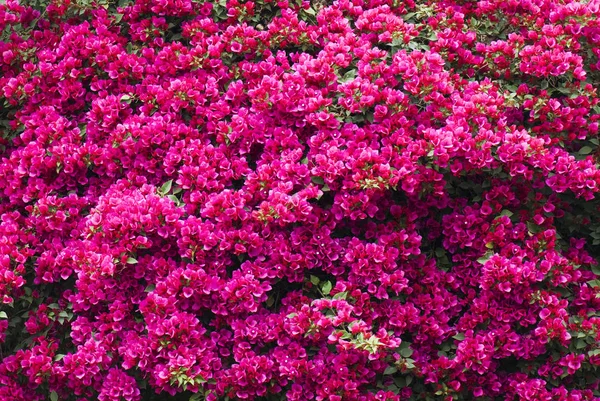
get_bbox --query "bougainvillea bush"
[2,0,600,399]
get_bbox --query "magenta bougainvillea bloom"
[1,0,600,400]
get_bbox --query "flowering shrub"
[1,0,600,399]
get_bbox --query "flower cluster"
[1,0,600,400]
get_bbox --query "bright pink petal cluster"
[0,0,600,400]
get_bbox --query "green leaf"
[477,251,493,265]
[0,311,6,319]
[384,366,398,375]
[50,391,58,401]
[452,333,465,341]
[167,195,179,204]
[527,221,541,234]
[591,265,600,276]
[126,257,138,264]
[499,209,513,217]
[311,176,325,185]
[332,291,347,300]
[160,179,173,195]
[579,146,593,155]
[588,279,600,288]
[120,94,131,102]
[144,284,155,292]
[394,376,406,388]
[341,69,356,82]
[310,275,320,285]
[322,281,332,295]
[114,13,124,23]
[190,393,203,401]
[400,347,413,358]
[391,38,404,48]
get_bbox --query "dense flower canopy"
[1,0,600,400]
